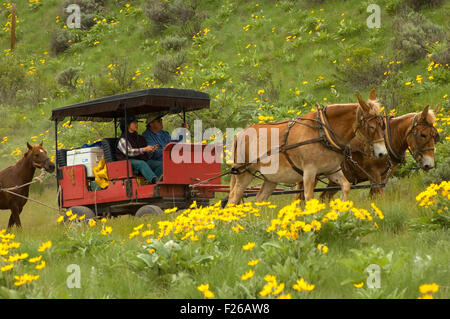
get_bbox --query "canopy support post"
[54,120,61,208]
[123,105,132,198]
[114,117,117,138]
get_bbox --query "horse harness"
[379,114,439,181]
[231,105,381,185]
[405,113,440,163]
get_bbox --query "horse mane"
[424,109,436,124]
[22,149,31,158]
[367,98,381,116]
[396,109,436,124]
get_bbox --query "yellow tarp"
[93,158,110,189]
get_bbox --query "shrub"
[377,70,416,114]
[144,0,172,30]
[160,35,188,51]
[57,67,81,90]
[385,0,404,14]
[60,0,104,30]
[49,29,77,55]
[153,52,186,84]
[392,11,444,63]
[144,0,205,34]
[170,0,196,23]
[178,18,204,38]
[429,41,450,66]
[91,61,139,97]
[403,0,445,10]
[334,47,386,89]
[16,72,56,106]
[0,56,26,105]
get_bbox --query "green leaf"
[338,258,364,274]
[191,254,214,265]
[136,253,155,268]
[0,286,24,299]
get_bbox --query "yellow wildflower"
[293,278,315,292]
[242,242,256,251]
[37,241,52,252]
[354,282,364,288]
[240,269,255,281]
[419,283,439,294]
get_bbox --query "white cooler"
[66,147,104,177]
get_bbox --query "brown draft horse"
[0,142,55,229]
[296,104,439,200]
[227,90,387,205]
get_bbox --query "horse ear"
[420,105,430,121]
[369,88,376,101]
[433,105,439,114]
[39,141,43,147]
[355,92,370,112]
[27,142,32,150]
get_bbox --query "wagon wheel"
[64,206,96,222]
[135,205,164,217]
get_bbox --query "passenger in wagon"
[115,115,163,184]
[142,113,189,161]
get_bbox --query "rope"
[1,169,47,191]
[0,169,65,213]
[0,188,63,213]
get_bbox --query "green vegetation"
[0,0,449,299]
[0,179,448,299]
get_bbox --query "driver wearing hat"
[142,112,189,161]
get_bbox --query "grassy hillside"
[0,0,449,300]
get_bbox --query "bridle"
[405,113,440,163]
[29,151,52,170]
[354,106,385,156]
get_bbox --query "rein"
[383,115,406,164]
[405,113,439,163]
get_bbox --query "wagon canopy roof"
[50,88,210,122]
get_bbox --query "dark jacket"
[115,131,149,161]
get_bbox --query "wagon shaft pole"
[241,184,386,198]
[10,3,16,51]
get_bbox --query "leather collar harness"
[383,115,405,164]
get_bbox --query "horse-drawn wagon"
[50,88,402,220]
[51,88,226,219]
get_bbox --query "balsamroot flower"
[197,283,214,298]
[293,278,315,292]
[37,241,52,252]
